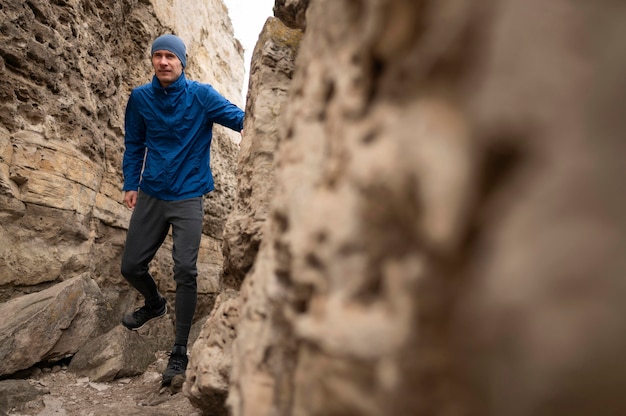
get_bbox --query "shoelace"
[167,354,187,371]
[132,306,153,320]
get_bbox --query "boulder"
[68,324,172,382]
[0,274,108,377]
[224,0,626,415]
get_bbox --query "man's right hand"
[124,190,138,209]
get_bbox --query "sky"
[222,0,275,98]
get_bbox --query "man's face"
[152,50,183,87]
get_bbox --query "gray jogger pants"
[121,190,203,346]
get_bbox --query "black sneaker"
[121,297,167,330]
[162,345,188,386]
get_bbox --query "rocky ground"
[1,352,200,416]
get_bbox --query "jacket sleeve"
[122,90,147,192]
[204,85,245,131]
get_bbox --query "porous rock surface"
[193,0,626,415]
[2,0,626,415]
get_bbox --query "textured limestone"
[3,0,624,414]
[0,274,108,376]
[185,16,303,414]
[222,0,626,415]
[221,17,303,290]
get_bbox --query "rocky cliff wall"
[2,0,626,414]
[185,15,304,414]
[0,0,244,373]
[189,0,626,415]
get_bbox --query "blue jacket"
[122,72,244,200]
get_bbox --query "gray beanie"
[151,34,187,68]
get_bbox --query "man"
[120,34,244,386]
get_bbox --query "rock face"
[184,16,303,414]
[3,0,626,415]
[68,325,171,382]
[221,17,303,291]
[0,0,244,377]
[193,0,626,415]
[0,274,108,376]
